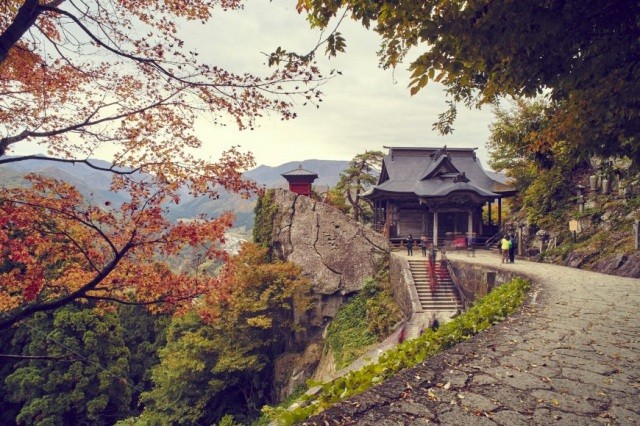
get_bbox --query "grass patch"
[261,276,530,425]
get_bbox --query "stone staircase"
[408,259,462,311]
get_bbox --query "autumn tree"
[487,99,579,226]
[335,150,383,222]
[140,243,310,424]
[0,1,332,326]
[297,0,640,164]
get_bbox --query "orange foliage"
[0,1,325,326]
[0,171,240,327]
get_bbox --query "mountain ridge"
[0,157,350,230]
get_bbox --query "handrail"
[483,230,503,249]
[439,248,468,309]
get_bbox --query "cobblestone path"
[306,251,640,425]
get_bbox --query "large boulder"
[271,189,388,326]
[268,189,389,400]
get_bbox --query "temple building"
[281,165,318,197]
[364,146,516,246]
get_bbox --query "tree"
[0,1,330,327]
[1,1,324,162]
[487,99,579,225]
[298,0,640,163]
[140,243,310,424]
[0,173,238,328]
[3,305,132,425]
[335,150,383,222]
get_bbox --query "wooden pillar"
[488,201,492,226]
[498,198,502,228]
[433,211,439,247]
[467,210,473,242]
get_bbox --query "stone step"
[414,283,454,288]
[414,285,455,291]
[414,282,454,288]
[415,288,456,294]
[420,300,461,306]
[411,275,452,280]
[421,304,461,310]
[419,299,460,305]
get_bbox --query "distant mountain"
[0,157,131,207]
[0,157,350,231]
[245,159,349,188]
[167,159,349,226]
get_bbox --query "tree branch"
[0,155,139,175]
[0,0,41,64]
[0,240,134,330]
[0,353,77,361]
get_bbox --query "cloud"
[10,0,496,169]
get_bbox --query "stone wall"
[389,254,422,318]
[449,261,520,306]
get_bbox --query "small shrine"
[281,165,318,197]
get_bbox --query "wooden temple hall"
[364,146,516,247]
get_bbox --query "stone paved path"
[306,250,640,425]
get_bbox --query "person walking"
[406,234,414,256]
[429,313,440,331]
[509,234,517,263]
[428,243,437,292]
[420,234,428,257]
[500,235,510,264]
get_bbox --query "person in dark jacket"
[406,234,414,256]
[509,234,517,263]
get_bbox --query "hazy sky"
[189,0,496,167]
[13,0,497,168]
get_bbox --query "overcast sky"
[190,0,497,167]
[14,0,497,169]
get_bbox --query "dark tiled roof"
[365,146,515,200]
[281,165,318,178]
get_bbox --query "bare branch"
[0,155,139,174]
[0,353,77,360]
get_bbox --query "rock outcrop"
[269,189,389,399]
[271,189,388,328]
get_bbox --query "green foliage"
[335,151,384,223]
[363,276,400,339]
[522,167,573,226]
[323,186,351,214]
[487,99,582,228]
[3,305,132,425]
[325,292,378,369]
[118,305,170,415]
[140,243,310,425]
[325,270,401,370]
[263,277,530,425]
[253,189,278,250]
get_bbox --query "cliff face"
[269,189,389,398]
[271,188,388,329]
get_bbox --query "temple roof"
[281,165,318,179]
[365,146,516,201]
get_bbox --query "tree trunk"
[0,0,41,64]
